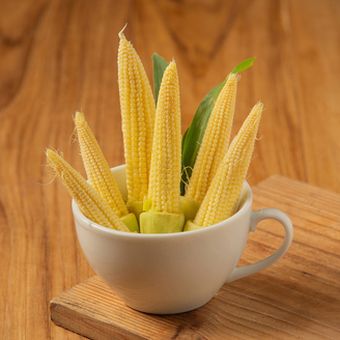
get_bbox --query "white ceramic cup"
[73,165,293,314]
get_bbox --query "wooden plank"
[50,176,340,339]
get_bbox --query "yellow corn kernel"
[118,32,155,209]
[190,102,263,228]
[46,149,129,232]
[74,111,128,217]
[140,61,184,233]
[185,73,238,204]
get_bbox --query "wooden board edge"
[256,174,296,187]
[256,174,340,197]
[50,299,145,340]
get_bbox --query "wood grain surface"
[50,176,340,339]
[0,0,339,339]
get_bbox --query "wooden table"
[0,1,339,338]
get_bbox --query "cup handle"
[227,208,293,283]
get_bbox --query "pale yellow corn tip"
[185,73,239,204]
[46,149,129,232]
[191,102,263,228]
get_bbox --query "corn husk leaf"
[181,82,224,194]
[231,57,256,74]
[152,53,169,104]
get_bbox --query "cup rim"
[72,165,253,239]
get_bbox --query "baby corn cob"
[75,111,127,215]
[74,112,138,232]
[185,102,263,230]
[182,73,239,220]
[186,73,238,202]
[118,32,155,217]
[140,61,185,233]
[148,61,181,214]
[46,149,129,232]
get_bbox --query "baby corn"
[185,102,263,230]
[75,112,128,216]
[46,149,129,232]
[118,32,155,216]
[182,73,238,220]
[185,73,238,203]
[74,112,138,232]
[140,61,185,233]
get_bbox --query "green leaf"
[181,57,256,195]
[152,53,169,104]
[231,57,256,74]
[181,81,225,194]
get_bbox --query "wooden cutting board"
[50,176,340,339]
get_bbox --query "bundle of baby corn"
[46,31,263,233]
